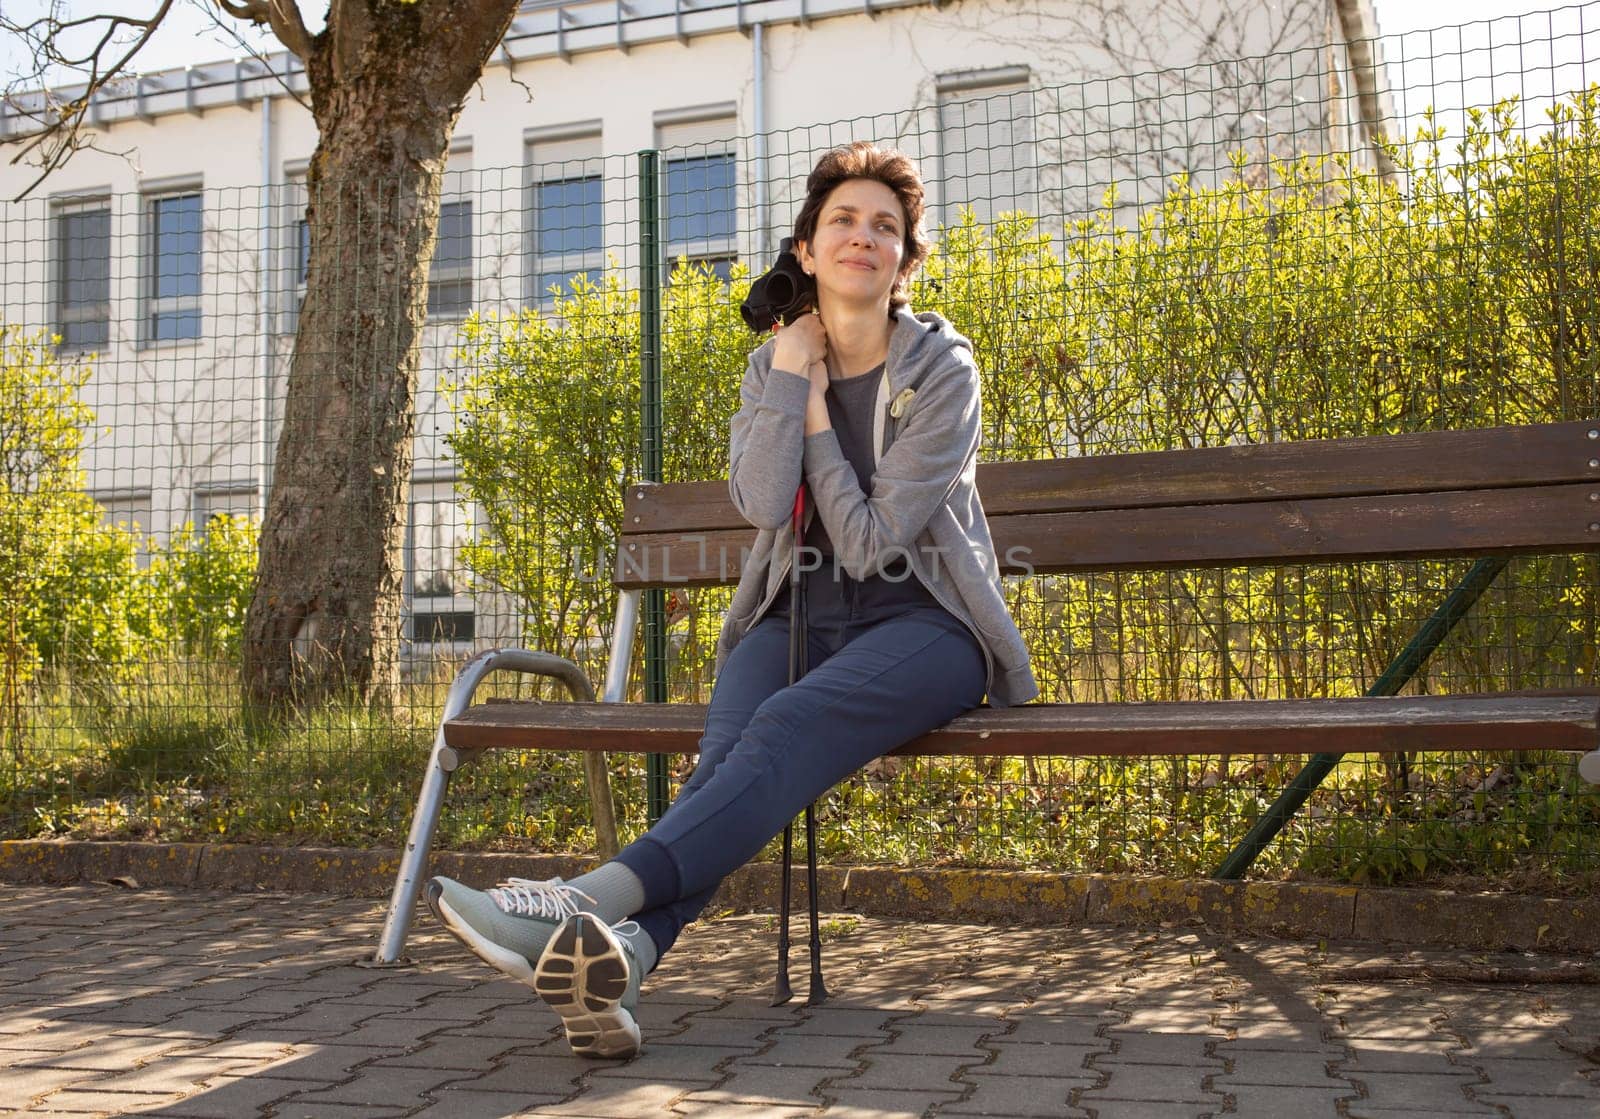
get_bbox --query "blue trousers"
[613,563,987,961]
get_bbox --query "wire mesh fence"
[1,4,1597,891]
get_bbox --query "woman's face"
[796,178,908,311]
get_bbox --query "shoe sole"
[426,884,538,989]
[534,915,641,1059]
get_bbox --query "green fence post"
[1213,555,1511,880]
[638,149,671,824]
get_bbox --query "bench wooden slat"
[992,482,1600,574]
[444,691,1600,757]
[979,421,1600,516]
[622,421,1600,534]
[613,483,1600,588]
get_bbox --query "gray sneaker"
[425,876,594,988]
[533,913,644,1059]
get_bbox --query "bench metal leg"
[604,590,641,704]
[372,646,613,965]
[586,590,641,856]
[1214,556,1510,880]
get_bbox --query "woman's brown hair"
[792,141,931,312]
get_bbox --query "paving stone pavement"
[1,884,1597,1118]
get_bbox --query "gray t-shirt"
[766,357,938,620]
[804,361,885,557]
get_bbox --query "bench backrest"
[614,420,1600,589]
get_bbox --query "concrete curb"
[3,839,1595,953]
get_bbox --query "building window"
[936,67,1037,228]
[284,175,470,323]
[656,109,738,282]
[411,609,476,644]
[54,201,111,350]
[295,211,310,313]
[428,200,473,318]
[527,127,605,306]
[405,481,475,648]
[664,152,736,281]
[93,489,153,566]
[296,218,311,288]
[192,486,259,537]
[278,170,310,334]
[144,190,203,342]
[531,172,603,302]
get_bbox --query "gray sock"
[565,861,646,924]
[616,922,660,977]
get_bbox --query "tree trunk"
[242,1,519,709]
[1332,0,1399,185]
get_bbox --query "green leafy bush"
[145,514,260,659]
[449,92,1599,711]
[0,328,156,736]
[0,327,261,732]
[446,259,750,687]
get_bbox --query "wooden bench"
[374,419,1600,962]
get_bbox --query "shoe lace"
[488,877,595,920]
[608,919,645,975]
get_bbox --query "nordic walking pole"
[772,482,807,1007]
[793,481,826,1006]
[804,796,828,1005]
[773,823,794,1004]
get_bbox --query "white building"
[0,0,1391,656]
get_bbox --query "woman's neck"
[817,295,893,378]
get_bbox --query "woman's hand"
[803,367,832,435]
[772,311,828,376]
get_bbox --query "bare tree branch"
[0,1,328,199]
[418,1,524,99]
[1,0,178,199]
[194,2,314,115]
[216,0,316,63]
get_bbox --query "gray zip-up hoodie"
[715,305,1040,708]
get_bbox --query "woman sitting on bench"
[425,140,1037,1060]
